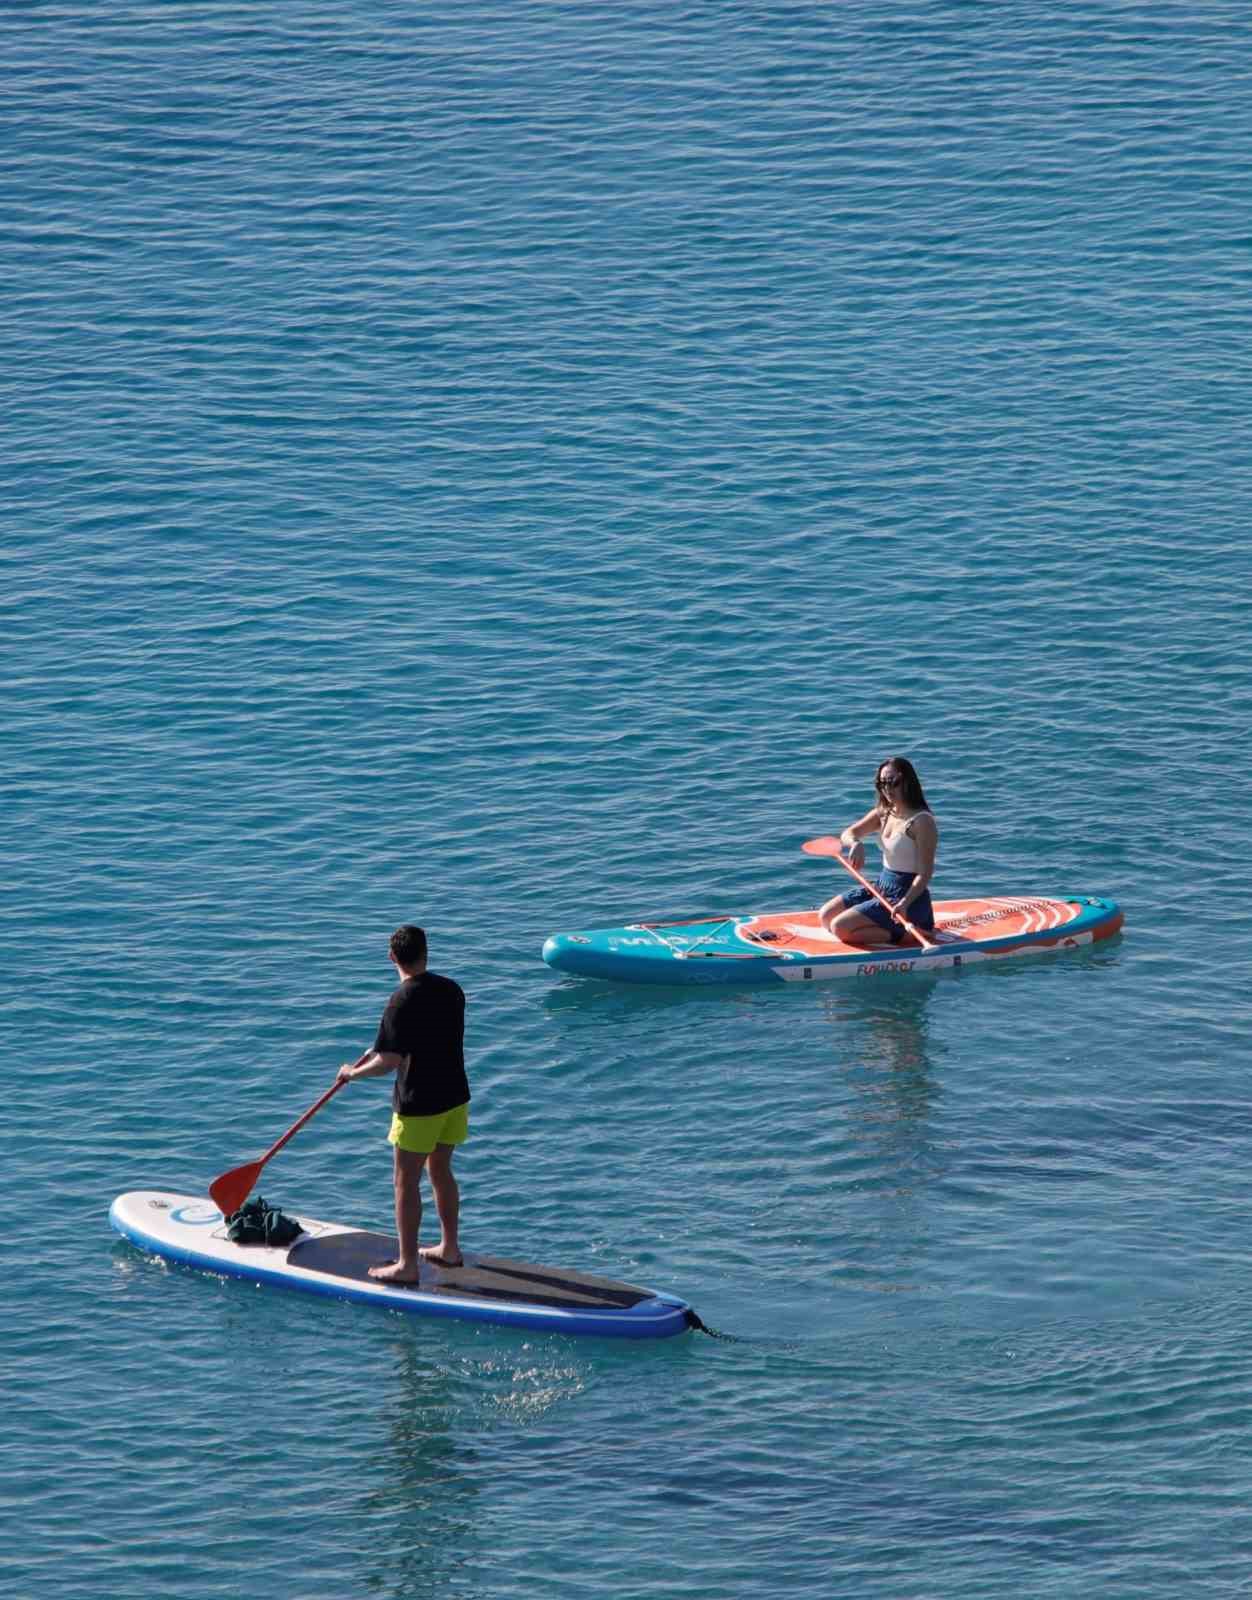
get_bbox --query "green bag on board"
[224,1196,305,1247]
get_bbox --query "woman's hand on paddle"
[842,839,865,870]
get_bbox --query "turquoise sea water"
[6,3,1252,1596]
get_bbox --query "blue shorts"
[840,870,934,944]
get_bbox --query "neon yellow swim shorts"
[387,1102,469,1155]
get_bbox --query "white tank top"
[880,811,934,873]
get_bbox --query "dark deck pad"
[288,1231,651,1309]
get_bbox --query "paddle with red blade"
[208,1078,345,1216]
[801,835,939,951]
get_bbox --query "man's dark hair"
[389,925,428,968]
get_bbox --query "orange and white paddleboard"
[542,895,1123,985]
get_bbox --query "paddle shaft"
[805,837,938,950]
[257,1078,344,1165]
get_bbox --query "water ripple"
[7,2,1252,1597]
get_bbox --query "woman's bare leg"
[831,907,896,948]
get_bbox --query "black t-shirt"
[373,972,469,1118]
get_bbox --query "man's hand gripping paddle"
[208,1078,345,1217]
[801,836,939,951]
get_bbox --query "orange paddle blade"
[208,1160,265,1218]
[801,836,845,857]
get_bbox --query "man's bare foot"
[419,1246,464,1268]
[369,1260,422,1284]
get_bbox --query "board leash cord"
[684,1308,737,1340]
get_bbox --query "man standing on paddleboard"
[336,925,470,1281]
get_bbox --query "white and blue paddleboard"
[110,1191,697,1340]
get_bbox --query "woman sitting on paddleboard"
[819,757,938,947]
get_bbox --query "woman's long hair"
[875,756,930,818]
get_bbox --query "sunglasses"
[878,773,903,788]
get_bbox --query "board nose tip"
[542,933,577,970]
[542,932,603,977]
